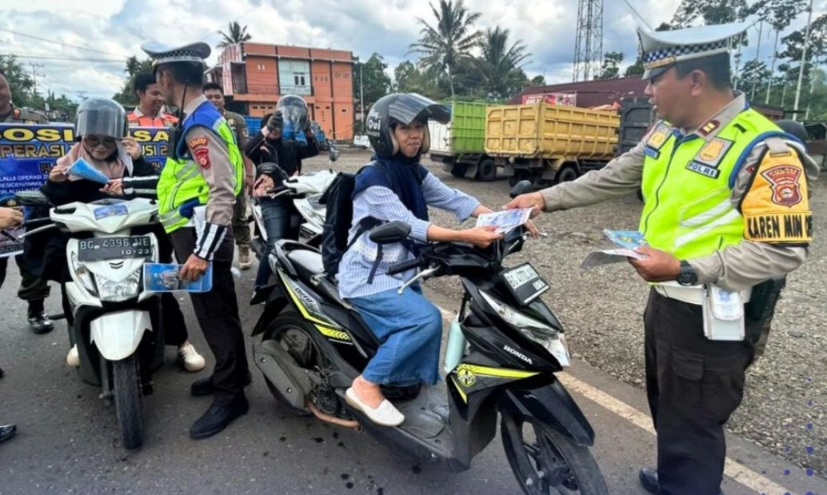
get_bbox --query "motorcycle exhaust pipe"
[307,402,361,430]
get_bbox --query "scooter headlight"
[479,290,571,367]
[94,270,141,303]
[70,252,97,295]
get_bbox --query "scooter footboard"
[499,378,595,447]
[90,310,153,361]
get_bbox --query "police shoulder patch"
[741,149,812,245]
[187,137,208,150]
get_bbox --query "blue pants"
[255,197,295,288]
[348,285,442,386]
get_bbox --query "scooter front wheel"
[501,412,608,495]
[113,355,143,449]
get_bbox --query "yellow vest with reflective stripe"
[639,109,782,260]
[156,106,244,233]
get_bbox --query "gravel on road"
[303,148,826,478]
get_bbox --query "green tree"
[597,51,624,79]
[0,55,35,106]
[354,53,392,120]
[409,0,482,98]
[473,27,530,99]
[112,56,154,106]
[218,22,252,48]
[529,74,546,86]
[671,0,750,26]
[393,60,442,97]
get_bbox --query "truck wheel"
[451,163,469,178]
[556,166,578,184]
[476,159,497,182]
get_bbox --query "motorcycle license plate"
[77,236,152,262]
[501,263,549,306]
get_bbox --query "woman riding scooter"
[38,97,205,372]
[338,93,536,426]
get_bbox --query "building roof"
[509,77,648,107]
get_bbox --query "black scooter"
[250,184,608,494]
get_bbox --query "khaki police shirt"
[1,105,49,124]
[539,93,819,292]
[181,95,237,227]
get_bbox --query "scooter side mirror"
[329,147,340,162]
[509,180,534,199]
[369,221,411,245]
[12,190,52,207]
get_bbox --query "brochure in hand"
[67,158,112,185]
[581,230,648,269]
[143,263,213,293]
[475,208,533,234]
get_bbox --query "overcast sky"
[0,0,823,101]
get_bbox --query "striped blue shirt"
[337,171,481,299]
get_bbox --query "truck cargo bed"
[485,103,619,160]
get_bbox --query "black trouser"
[232,193,251,247]
[59,227,189,347]
[644,289,758,495]
[0,256,50,312]
[170,227,249,405]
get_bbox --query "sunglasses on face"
[84,136,117,147]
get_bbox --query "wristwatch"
[677,260,698,286]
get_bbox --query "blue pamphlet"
[67,158,111,184]
[143,263,213,293]
[603,230,647,250]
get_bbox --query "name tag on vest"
[686,161,721,179]
[685,137,734,179]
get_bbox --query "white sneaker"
[66,345,79,368]
[178,342,206,372]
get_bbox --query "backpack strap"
[351,160,425,285]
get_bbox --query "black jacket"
[244,133,319,176]
[28,156,159,282]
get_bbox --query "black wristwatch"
[677,260,698,286]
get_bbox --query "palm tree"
[217,22,252,48]
[474,27,530,99]
[409,0,482,98]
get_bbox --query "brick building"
[208,43,356,141]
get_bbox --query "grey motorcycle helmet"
[366,93,450,158]
[75,98,128,140]
[776,119,809,144]
[276,95,309,139]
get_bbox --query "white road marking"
[437,306,795,495]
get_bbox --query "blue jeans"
[348,285,442,386]
[255,197,296,288]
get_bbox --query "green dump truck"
[427,101,499,182]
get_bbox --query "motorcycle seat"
[285,249,325,283]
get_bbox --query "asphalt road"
[1,150,825,494]
[0,265,824,495]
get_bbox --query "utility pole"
[793,0,815,121]
[359,57,364,134]
[29,62,45,98]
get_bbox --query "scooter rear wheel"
[113,355,143,449]
[501,412,608,495]
[261,311,329,416]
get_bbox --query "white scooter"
[22,192,165,450]
[250,147,340,258]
